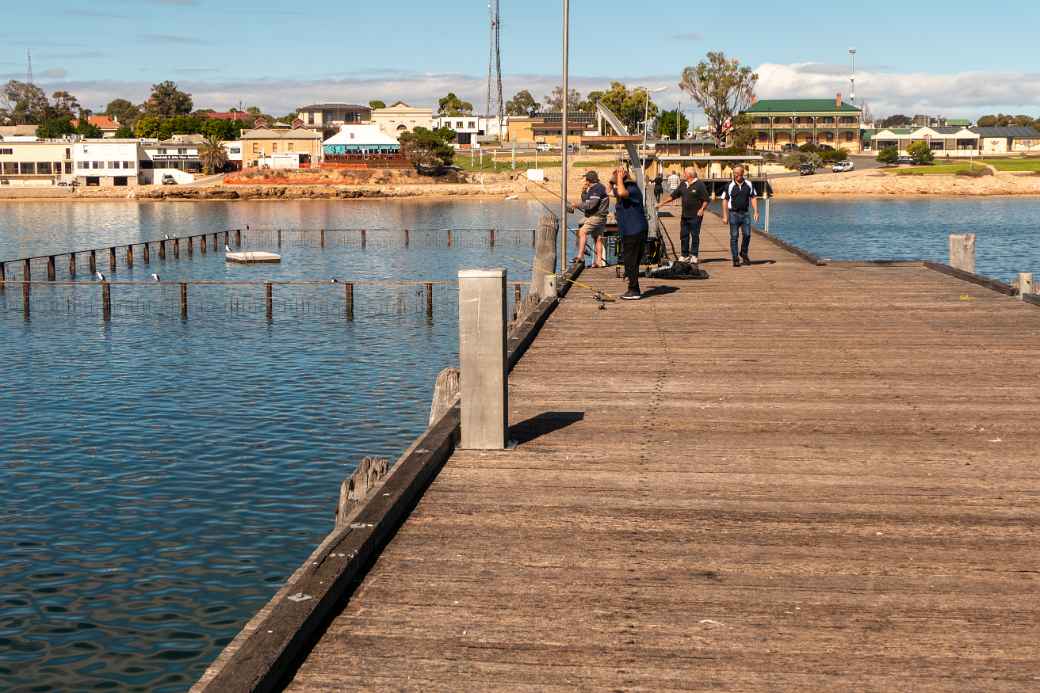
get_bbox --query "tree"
[657,110,690,139]
[879,114,912,128]
[36,116,76,139]
[369,99,386,110]
[543,86,581,112]
[679,52,758,146]
[50,91,81,118]
[75,119,103,138]
[399,126,456,171]
[578,90,603,113]
[907,141,934,165]
[202,118,243,141]
[133,114,164,138]
[245,106,262,115]
[199,134,229,174]
[114,125,135,138]
[876,146,899,165]
[725,114,755,151]
[143,80,193,117]
[597,82,659,133]
[1,80,50,124]
[438,92,473,116]
[105,98,141,128]
[505,90,538,117]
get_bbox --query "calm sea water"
[767,197,1040,282]
[2,196,1037,692]
[0,199,546,693]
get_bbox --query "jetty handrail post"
[212,233,219,252]
[560,0,570,272]
[174,238,180,258]
[344,282,354,321]
[265,282,273,322]
[89,250,97,273]
[425,282,434,319]
[23,258,31,281]
[179,282,188,320]
[1018,272,1034,300]
[47,256,56,281]
[109,247,116,272]
[458,268,508,450]
[22,281,30,319]
[532,213,559,299]
[142,243,150,265]
[199,235,207,255]
[158,239,166,259]
[187,235,194,257]
[949,233,976,274]
[447,229,453,248]
[101,280,111,322]
[69,253,76,277]
[126,244,134,267]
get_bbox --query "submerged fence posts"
[174,238,180,259]
[22,281,30,319]
[159,240,166,259]
[320,228,325,248]
[949,233,976,274]
[143,243,150,264]
[425,282,434,319]
[265,282,273,321]
[404,229,410,248]
[360,229,367,249]
[0,261,5,291]
[102,281,111,321]
[344,282,354,321]
[109,247,116,272]
[179,282,188,319]
[69,253,76,277]
[126,245,134,267]
[458,268,508,450]
[23,258,31,281]
[47,256,56,281]
[200,235,207,255]
[89,250,97,273]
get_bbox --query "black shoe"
[741,254,752,265]
[732,258,741,267]
[620,290,643,300]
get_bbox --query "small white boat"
[226,251,281,264]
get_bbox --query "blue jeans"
[680,215,703,257]
[728,211,752,260]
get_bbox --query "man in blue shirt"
[722,165,759,267]
[609,167,649,300]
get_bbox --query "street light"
[560,0,570,271]
[849,48,857,103]
[641,86,668,172]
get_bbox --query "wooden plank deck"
[287,213,1040,691]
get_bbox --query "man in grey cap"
[572,171,609,267]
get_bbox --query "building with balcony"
[0,141,75,186]
[872,127,980,158]
[297,103,371,129]
[743,95,863,152]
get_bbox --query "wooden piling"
[345,282,354,321]
[102,281,111,321]
[174,238,180,258]
[126,245,133,267]
[426,282,434,318]
[265,282,273,321]
[179,282,188,319]
[187,235,194,256]
[447,229,453,248]
[143,243,150,264]
[490,228,496,247]
[532,213,559,299]
[159,240,166,259]
[212,233,219,251]
[89,250,97,273]
[320,228,325,248]
[23,258,31,281]
[69,253,76,277]
[0,262,5,291]
[109,247,116,272]
[404,229,410,247]
[200,235,207,254]
[22,281,30,319]
[532,228,537,247]
[428,367,461,425]
[277,229,282,248]
[949,233,976,274]
[360,229,367,249]
[234,229,240,248]
[514,283,522,320]
[335,456,390,528]
[47,255,56,281]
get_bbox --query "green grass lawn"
[978,158,1040,172]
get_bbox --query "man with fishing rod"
[570,171,610,268]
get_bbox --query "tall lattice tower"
[26,49,33,85]
[485,0,504,130]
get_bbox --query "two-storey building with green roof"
[742,94,863,153]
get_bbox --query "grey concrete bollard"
[949,233,976,274]
[458,268,508,450]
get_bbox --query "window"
[64,162,72,174]
[140,160,154,169]
[288,142,294,151]
[230,147,240,154]
[37,162,52,174]
[92,161,101,169]
[845,132,855,142]
[468,121,475,129]
[77,161,88,170]
[110,162,120,169]
[178,148,187,155]
[158,148,167,154]
[0,148,12,155]
[2,162,17,174]
[65,148,71,158]
[124,161,133,169]
[272,142,278,152]
[19,162,34,174]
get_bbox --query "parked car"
[832,160,855,173]
[161,174,177,185]
[535,143,552,152]
[799,163,816,176]
[896,155,914,165]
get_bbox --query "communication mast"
[485,0,504,133]
[26,48,34,85]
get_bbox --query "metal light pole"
[641,87,667,175]
[849,48,857,103]
[560,0,570,273]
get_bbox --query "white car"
[535,143,552,152]
[832,160,855,173]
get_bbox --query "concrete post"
[949,234,976,274]
[1018,272,1034,299]
[763,197,771,232]
[458,268,508,450]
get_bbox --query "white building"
[431,115,503,147]
[222,140,243,169]
[872,127,980,158]
[72,140,141,186]
[140,135,203,184]
[322,124,400,158]
[370,102,434,141]
[971,127,1040,155]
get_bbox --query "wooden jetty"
[196,212,1040,691]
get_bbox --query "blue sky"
[4,0,1040,119]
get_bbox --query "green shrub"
[907,141,935,165]
[876,147,899,165]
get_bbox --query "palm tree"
[199,134,228,175]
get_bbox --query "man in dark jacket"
[609,167,649,300]
[657,165,709,264]
[572,171,610,267]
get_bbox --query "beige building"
[297,103,371,129]
[0,141,74,186]
[744,95,863,153]
[370,102,434,140]
[873,127,980,158]
[240,127,323,168]
[972,127,1040,155]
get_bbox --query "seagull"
[330,278,339,284]
[150,273,160,282]
[163,233,170,240]
[225,243,232,252]
[95,271,106,281]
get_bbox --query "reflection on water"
[0,199,545,692]
[767,197,1040,282]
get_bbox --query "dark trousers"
[680,215,704,257]
[621,231,647,293]
[728,210,752,260]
